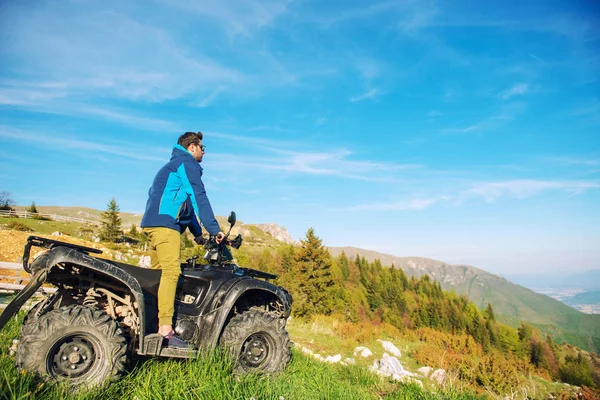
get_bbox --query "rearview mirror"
[228,211,236,227]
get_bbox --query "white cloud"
[444,103,525,134]
[349,198,438,211]
[194,86,227,108]
[161,0,291,36]
[0,5,242,103]
[0,125,165,162]
[350,89,379,103]
[500,83,529,100]
[460,179,600,203]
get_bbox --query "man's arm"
[177,162,221,236]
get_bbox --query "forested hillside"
[202,228,600,393]
[328,247,600,353]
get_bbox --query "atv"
[0,212,293,387]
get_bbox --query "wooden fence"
[0,209,100,225]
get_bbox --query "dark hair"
[177,131,203,149]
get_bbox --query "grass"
[0,217,93,237]
[0,312,487,400]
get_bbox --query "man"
[141,131,224,348]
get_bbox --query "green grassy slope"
[0,314,486,400]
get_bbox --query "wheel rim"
[239,332,273,369]
[49,335,98,379]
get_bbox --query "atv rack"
[23,235,103,273]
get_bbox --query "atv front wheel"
[16,305,128,388]
[220,310,291,374]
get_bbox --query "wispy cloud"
[350,89,379,103]
[0,6,242,103]
[460,179,600,202]
[444,103,525,134]
[500,83,529,100]
[349,198,438,211]
[161,0,291,36]
[528,53,547,65]
[0,126,165,162]
[194,86,227,108]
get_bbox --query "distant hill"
[505,269,600,291]
[15,205,144,227]
[565,291,600,305]
[328,246,600,352]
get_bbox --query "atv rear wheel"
[220,310,291,374]
[16,305,128,388]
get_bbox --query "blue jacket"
[140,145,220,237]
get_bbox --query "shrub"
[6,221,32,231]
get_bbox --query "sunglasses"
[195,143,206,152]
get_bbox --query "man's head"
[178,131,205,162]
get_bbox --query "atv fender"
[0,268,48,330]
[0,246,149,352]
[205,277,291,349]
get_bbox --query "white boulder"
[417,366,433,377]
[430,368,447,385]
[313,354,324,362]
[301,347,313,356]
[51,231,62,236]
[138,255,151,268]
[324,354,342,363]
[377,339,401,358]
[344,358,356,365]
[376,353,414,377]
[353,346,373,358]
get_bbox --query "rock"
[254,223,298,245]
[376,353,414,377]
[417,366,433,377]
[324,354,342,363]
[51,231,61,236]
[430,368,447,385]
[344,357,356,365]
[313,354,324,362]
[354,346,373,358]
[301,347,314,356]
[94,237,100,243]
[138,255,151,268]
[377,339,401,357]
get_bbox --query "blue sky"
[1,0,599,275]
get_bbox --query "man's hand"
[215,232,225,244]
[194,236,206,245]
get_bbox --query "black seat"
[111,261,162,297]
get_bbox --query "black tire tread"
[220,309,291,374]
[16,305,127,387]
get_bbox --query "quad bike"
[0,212,292,387]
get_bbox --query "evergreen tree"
[27,201,38,213]
[294,228,339,317]
[100,197,123,242]
[338,251,350,281]
[485,303,496,321]
[128,224,138,236]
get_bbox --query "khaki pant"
[142,227,181,327]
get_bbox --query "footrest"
[142,334,198,358]
[143,333,164,356]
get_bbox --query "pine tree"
[338,251,350,281]
[485,303,496,321]
[27,201,38,214]
[294,228,339,317]
[100,197,123,242]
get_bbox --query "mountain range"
[327,246,600,352]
